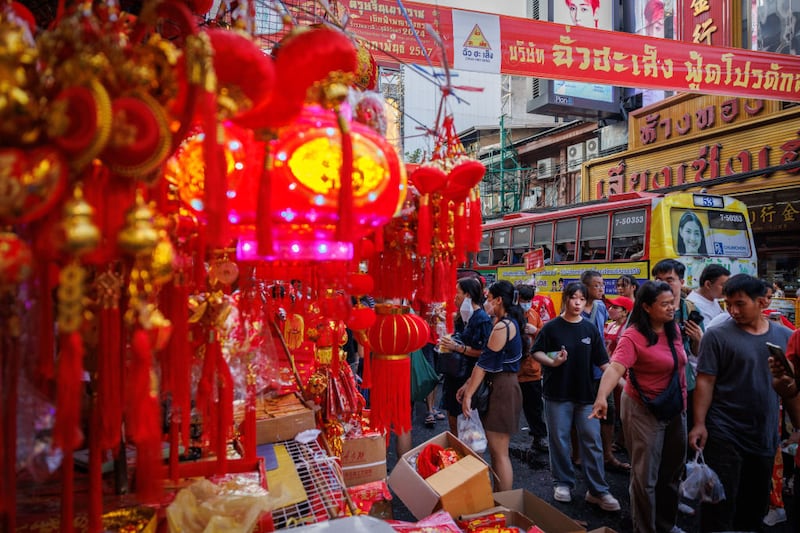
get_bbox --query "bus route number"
[615,215,644,226]
[709,211,747,230]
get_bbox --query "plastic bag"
[457,409,488,454]
[679,450,726,504]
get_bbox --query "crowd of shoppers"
[403,257,798,533]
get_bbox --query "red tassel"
[453,201,467,265]
[417,194,432,257]
[216,353,234,475]
[336,112,354,242]
[256,148,274,256]
[369,356,411,435]
[53,332,84,452]
[422,259,433,303]
[374,227,384,253]
[127,328,162,503]
[468,188,482,252]
[203,93,227,248]
[433,259,446,302]
[54,332,84,533]
[98,306,122,452]
[162,283,191,451]
[437,196,451,243]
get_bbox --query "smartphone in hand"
[767,342,794,379]
[687,309,704,326]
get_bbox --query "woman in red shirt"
[591,281,688,533]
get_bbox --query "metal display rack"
[270,439,347,529]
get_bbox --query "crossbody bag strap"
[628,334,678,400]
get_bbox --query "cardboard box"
[494,489,586,533]
[341,433,387,487]
[388,431,494,520]
[459,506,534,531]
[237,394,317,444]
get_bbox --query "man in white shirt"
[687,264,730,324]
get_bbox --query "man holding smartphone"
[689,274,792,532]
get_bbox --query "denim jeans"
[544,399,609,496]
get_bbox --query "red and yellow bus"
[471,191,758,301]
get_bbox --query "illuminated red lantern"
[347,306,376,331]
[366,304,429,434]
[348,272,374,295]
[235,105,406,262]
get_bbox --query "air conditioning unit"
[537,157,556,179]
[567,142,585,171]
[585,137,600,160]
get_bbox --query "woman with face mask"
[439,277,492,435]
[458,280,528,491]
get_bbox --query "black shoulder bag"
[628,337,683,421]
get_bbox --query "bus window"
[492,229,511,265]
[672,208,751,257]
[533,222,553,263]
[476,231,491,266]
[579,214,609,261]
[611,209,646,260]
[555,219,577,262]
[511,225,532,264]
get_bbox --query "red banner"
[524,249,545,274]
[297,1,800,102]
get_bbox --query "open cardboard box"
[341,433,387,487]
[388,431,494,520]
[494,489,586,533]
[236,393,317,444]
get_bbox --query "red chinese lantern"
[235,105,406,262]
[0,146,68,225]
[366,304,429,434]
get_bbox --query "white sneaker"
[553,485,572,502]
[669,527,687,533]
[585,491,621,511]
[763,507,787,526]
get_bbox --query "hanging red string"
[98,303,122,452]
[126,328,162,503]
[216,353,234,475]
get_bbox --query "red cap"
[609,296,634,313]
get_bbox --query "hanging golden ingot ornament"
[118,189,159,257]
[62,185,100,255]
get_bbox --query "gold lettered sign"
[583,105,800,201]
[627,93,781,150]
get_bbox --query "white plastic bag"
[679,450,726,504]
[457,409,488,454]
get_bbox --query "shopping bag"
[411,349,439,403]
[457,409,487,454]
[679,450,726,504]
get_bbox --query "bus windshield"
[672,208,751,257]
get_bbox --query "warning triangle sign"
[463,24,491,49]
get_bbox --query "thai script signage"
[584,106,800,201]
[284,1,800,102]
[627,94,781,150]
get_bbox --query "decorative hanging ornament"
[235,105,406,262]
[0,231,33,287]
[365,304,429,434]
[0,146,68,225]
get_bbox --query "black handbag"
[471,375,493,416]
[628,337,684,421]
[438,351,469,379]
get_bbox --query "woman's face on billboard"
[680,219,703,254]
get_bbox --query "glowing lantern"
[235,105,406,262]
[366,304,429,434]
[0,232,33,287]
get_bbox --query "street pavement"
[385,388,796,532]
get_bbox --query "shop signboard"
[584,106,800,201]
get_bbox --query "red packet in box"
[386,509,462,532]
[347,480,392,515]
